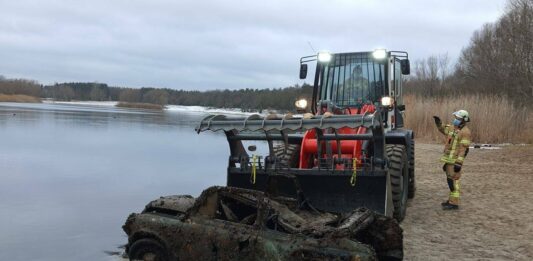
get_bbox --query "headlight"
[295,99,308,109]
[372,49,387,59]
[381,96,393,106]
[317,51,332,63]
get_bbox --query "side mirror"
[397,104,405,111]
[299,64,308,79]
[400,59,410,75]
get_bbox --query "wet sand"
[403,143,533,260]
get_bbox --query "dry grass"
[404,94,533,144]
[0,94,41,103]
[116,102,164,110]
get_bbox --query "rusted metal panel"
[143,195,195,215]
[123,186,403,260]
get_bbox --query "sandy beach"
[403,143,533,260]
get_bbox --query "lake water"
[0,102,237,261]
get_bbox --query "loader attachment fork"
[197,113,393,217]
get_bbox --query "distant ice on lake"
[43,100,258,115]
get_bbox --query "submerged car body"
[123,186,403,261]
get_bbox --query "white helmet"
[452,110,470,122]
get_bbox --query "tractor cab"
[300,50,410,130]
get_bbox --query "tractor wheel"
[408,139,416,199]
[273,144,300,168]
[128,238,170,261]
[386,144,409,222]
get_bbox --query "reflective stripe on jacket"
[437,124,471,164]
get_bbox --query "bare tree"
[455,0,533,104]
[405,54,453,96]
[438,53,450,84]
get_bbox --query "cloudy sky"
[0,0,506,90]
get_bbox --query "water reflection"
[0,102,230,261]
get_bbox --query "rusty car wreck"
[123,186,403,261]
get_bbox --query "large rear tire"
[386,144,409,222]
[408,139,416,199]
[273,144,300,168]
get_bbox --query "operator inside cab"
[319,53,385,114]
[340,65,370,107]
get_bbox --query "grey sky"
[0,0,506,90]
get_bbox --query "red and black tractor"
[197,50,415,222]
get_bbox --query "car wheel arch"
[127,231,167,253]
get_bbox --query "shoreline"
[116,102,164,110]
[0,94,41,103]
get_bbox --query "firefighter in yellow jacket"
[433,110,471,210]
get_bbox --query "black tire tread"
[408,139,416,199]
[386,144,408,222]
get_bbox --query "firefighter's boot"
[442,202,459,210]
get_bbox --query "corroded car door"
[175,217,260,260]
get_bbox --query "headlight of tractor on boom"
[317,51,332,63]
[295,98,308,109]
[372,49,387,60]
[381,96,393,107]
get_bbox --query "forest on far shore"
[0,77,313,112]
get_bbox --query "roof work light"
[317,51,332,63]
[372,49,387,59]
